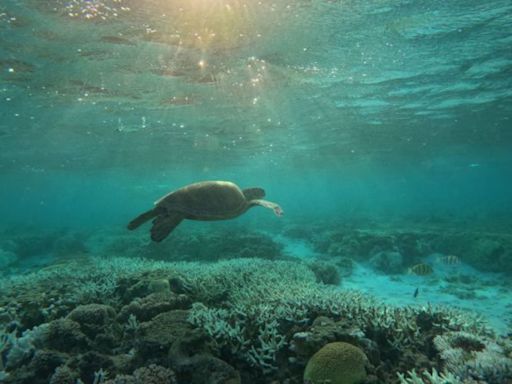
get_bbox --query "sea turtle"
[127,180,283,242]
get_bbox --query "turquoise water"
[1,0,511,230]
[1,1,512,383]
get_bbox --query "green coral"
[303,342,367,384]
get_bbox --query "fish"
[100,36,135,45]
[0,59,35,73]
[151,68,186,77]
[437,255,461,265]
[408,263,433,276]
[413,287,419,298]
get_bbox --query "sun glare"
[150,0,250,51]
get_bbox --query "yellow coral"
[303,342,367,384]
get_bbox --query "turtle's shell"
[155,181,249,220]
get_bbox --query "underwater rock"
[118,292,191,323]
[67,304,116,340]
[308,261,341,285]
[303,341,368,384]
[368,251,404,274]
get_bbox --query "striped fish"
[408,263,433,276]
[437,255,461,265]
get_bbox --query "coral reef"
[368,251,404,274]
[431,233,512,273]
[293,224,512,274]
[0,257,511,384]
[0,248,17,269]
[397,368,460,384]
[308,261,341,285]
[102,364,177,384]
[433,331,512,383]
[97,228,284,262]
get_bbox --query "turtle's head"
[242,187,265,201]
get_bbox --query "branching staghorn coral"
[433,331,512,383]
[186,259,494,372]
[397,368,462,384]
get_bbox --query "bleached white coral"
[1,256,500,375]
[397,368,461,384]
[433,331,512,383]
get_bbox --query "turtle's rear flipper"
[127,208,159,230]
[151,213,184,242]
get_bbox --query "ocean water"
[1,1,512,383]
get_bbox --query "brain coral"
[303,341,367,384]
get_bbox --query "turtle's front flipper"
[127,208,159,230]
[251,199,284,217]
[150,213,184,242]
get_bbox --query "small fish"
[437,255,461,265]
[413,287,419,298]
[408,263,433,276]
[100,35,135,45]
[1,59,35,73]
[151,68,185,77]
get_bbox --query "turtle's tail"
[127,208,159,230]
